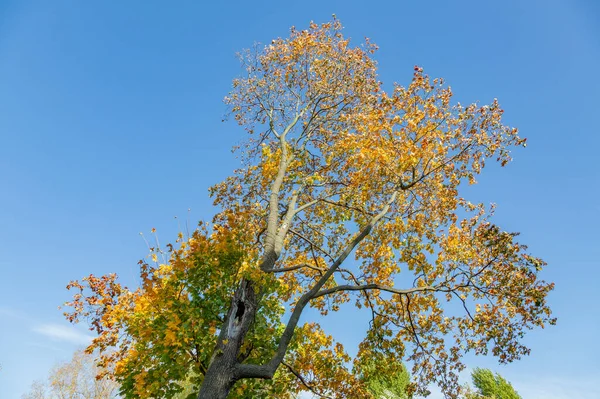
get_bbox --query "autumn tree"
[64,18,555,399]
[22,349,118,399]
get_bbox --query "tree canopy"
[360,358,412,399]
[466,368,522,399]
[64,18,555,399]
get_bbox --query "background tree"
[64,18,555,399]
[22,380,47,399]
[358,357,412,399]
[463,368,521,399]
[22,349,118,399]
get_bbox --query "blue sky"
[0,1,598,398]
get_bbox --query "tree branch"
[288,228,335,262]
[263,263,326,274]
[312,283,436,300]
[282,361,333,399]
[237,190,399,379]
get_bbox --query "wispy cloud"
[0,305,15,316]
[26,341,66,353]
[0,305,30,321]
[0,305,20,317]
[32,323,93,346]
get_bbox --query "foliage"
[465,368,522,399]
[22,349,118,399]
[64,17,555,399]
[65,225,290,398]
[359,357,412,399]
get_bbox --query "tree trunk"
[197,356,237,399]
[197,279,258,399]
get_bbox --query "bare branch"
[312,283,436,300]
[263,263,326,274]
[288,228,335,262]
[262,111,305,267]
[282,361,333,399]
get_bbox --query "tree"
[22,349,118,399]
[22,380,47,399]
[360,357,412,399]
[64,18,555,399]
[464,368,521,399]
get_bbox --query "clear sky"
[0,1,598,398]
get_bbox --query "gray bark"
[197,280,259,399]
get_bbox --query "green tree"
[358,357,412,399]
[464,368,521,399]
